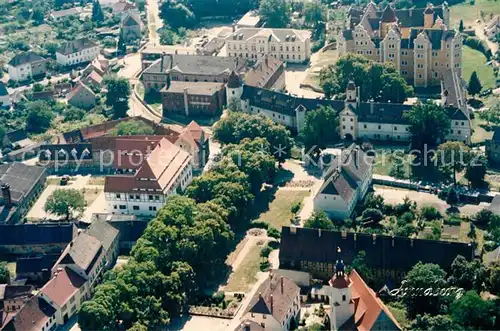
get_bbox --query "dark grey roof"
[5,129,28,144]
[0,285,34,300]
[57,38,98,55]
[39,143,93,161]
[107,219,148,243]
[0,162,46,205]
[343,30,353,41]
[0,82,8,97]
[8,52,45,67]
[0,223,76,247]
[87,219,119,252]
[144,54,245,76]
[407,28,456,50]
[492,128,500,143]
[51,6,82,18]
[279,227,474,274]
[59,233,103,273]
[442,69,466,109]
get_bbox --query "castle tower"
[380,5,397,38]
[424,4,435,28]
[327,248,355,331]
[345,81,359,106]
[226,70,243,111]
[442,1,450,27]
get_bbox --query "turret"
[424,4,435,28]
[345,81,359,106]
[226,70,243,111]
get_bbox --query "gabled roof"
[0,284,34,300]
[50,6,82,19]
[87,219,119,252]
[8,52,45,67]
[57,232,103,274]
[40,267,85,307]
[16,254,59,275]
[68,82,95,100]
[244,273,300,323]
[243,55,284,89]
[1,296,56,331]
[122,11,141,27]
[0,163,47,206]
[226,28,311,43]
[57,38,98,55]
[380,5,397,23]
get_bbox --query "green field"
[450,0,500,25]
[462,46,496,89]
[255,190,309,230]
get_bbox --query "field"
[471,117,495,143]
[254,190,309,230]
[450,0,500,25]
[223,241,265,292]
[462,46,496,90]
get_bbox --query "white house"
[104,138,193,216]
[226,27,311,63]
[56,38,100,67]
[7,52,48,82]
[313,144,373,220]
[241,273,301,331]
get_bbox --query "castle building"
[338,2,462,87]
[226,70,471,144]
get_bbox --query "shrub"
[251,220,269,229]
[291,202,302,214]
[267,226,281,239]
[212,291,225,304]
[444,216,461,226]
[260,245,273,258]
[474,209,494,226]
[463,36,492,59]
[361,208,384,222]
[421,206,442,221]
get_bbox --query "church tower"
[345,80,359,107]
[327,248,355,331]
[226,70,243,111]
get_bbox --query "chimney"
[258,292,262,300]
[370,99,374,114]
[161,52,166,71]
[1,183,12,207]
[183,87,189,117]
[232,23,236,33]
[280,276,284,294]
[318,228,322,238]
[270,294,273,313]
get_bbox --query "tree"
[434,141,471,184]
[404,102,450,151]
[465,154,487,188]
[304,212,334,229]
[259,0,290,28]
[159,3,196,30]
[301,105,339,156]
[394,223,416,237]
[489,264,500,295]
[459,19,464,32]
[364,193,385,210]
[361,208,383,222]
[92,0,105,23]
[474,208,496,226]
[109,120,155,136]
[32,8,45,25]
[450,291,494,329]
[409,314,460,331]
[402,262,448,318]
[0,262,10,283]
[349,251,373,283]
[448,255,485,291]
[44,189,86,220]
[380,72,414,103]
[479,103,500,127]
[25,101,54,133]
[159,29,177,45]
[104,76,130,119]
[303,2,325,27]
[468,71,483,97]
[117,33,126,55]
[420,206,441,221]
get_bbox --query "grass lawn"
[373,148,412,178]
[223,241,265,292]
[471,117,495,143]
[303,49,339,88]
[387,302,410,329]
[450,0,500,25]
[462,46,496,90]
[255,190,309,230]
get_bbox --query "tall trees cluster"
[319,54,414,102]
[79,113,289,329]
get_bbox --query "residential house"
[7,52,49,82]
[141,54,248,92]
[105,138,193,216]
[81,70,104,90]
[241,55,286,90]
[0,285,34,313]
[82,55,110,77]
[225,27,312,63]
[485,15,500,40]
[486,128,500,165]
[91,213,148,253]
[279,227,474,281]
[0,223,76,254]
[112,0,136,14]
[241,273,301,331]
[0,163,48,224]
[2,130,33,149]
[121,10,142,42]
[313,145,373,220]
[86,219,120,269]
[338,3,461,87]
[161,81,226,117]
[49,7,82,20]
[0,296,56,331]
[67,82,96,109]
[56,38,100,67]
[0,83,10,108]
[174,121,210,169]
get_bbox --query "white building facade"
[56,39,100,67]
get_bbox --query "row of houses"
[0,213,146,330]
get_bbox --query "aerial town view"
[1,0,500,329]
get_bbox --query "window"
[149,206,157,211]
[364,124,367,129]
[378,125,381,129]
[342,294,346,301]
[119,205,126,210]
[394,126,398,131]
[133,206,140,210]
[148,195,154,200]
[116,193,121,199]
[350,118,353,122]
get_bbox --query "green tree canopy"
[159,3,196,30]
[465,154,487,188]
[301,105,340,156]
[450,291,494,329]
[409,314,460,331]
[259,0,290,28]
[92,0,105,23]
[44,188,86,220]
[303,2,325,27]
[467,71,482,97]
[304,212,334,229]
[404,102,450,151]
[25,100,54,133]
[109,120,155,136]
[104,76,131,119]
[434,141,471,184]
[0,262,10,284]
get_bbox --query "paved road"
[145,0,163,45]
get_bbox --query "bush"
[444,216,461,226]
[260,245,273,258]
[250,221,269,229]
[291,202,302,214]
[212,291,225,304]
[463,36,492,60]
[474,209,494,226]
[267,226,281,239]
[421,206,442,221]
[361,208,384,222]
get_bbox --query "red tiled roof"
[40,267,85,308]
[349,269,401,330]
[329,274,352,289]
[0,296,56,331]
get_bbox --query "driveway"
[374,185,489,216]
[145,0,163,45]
